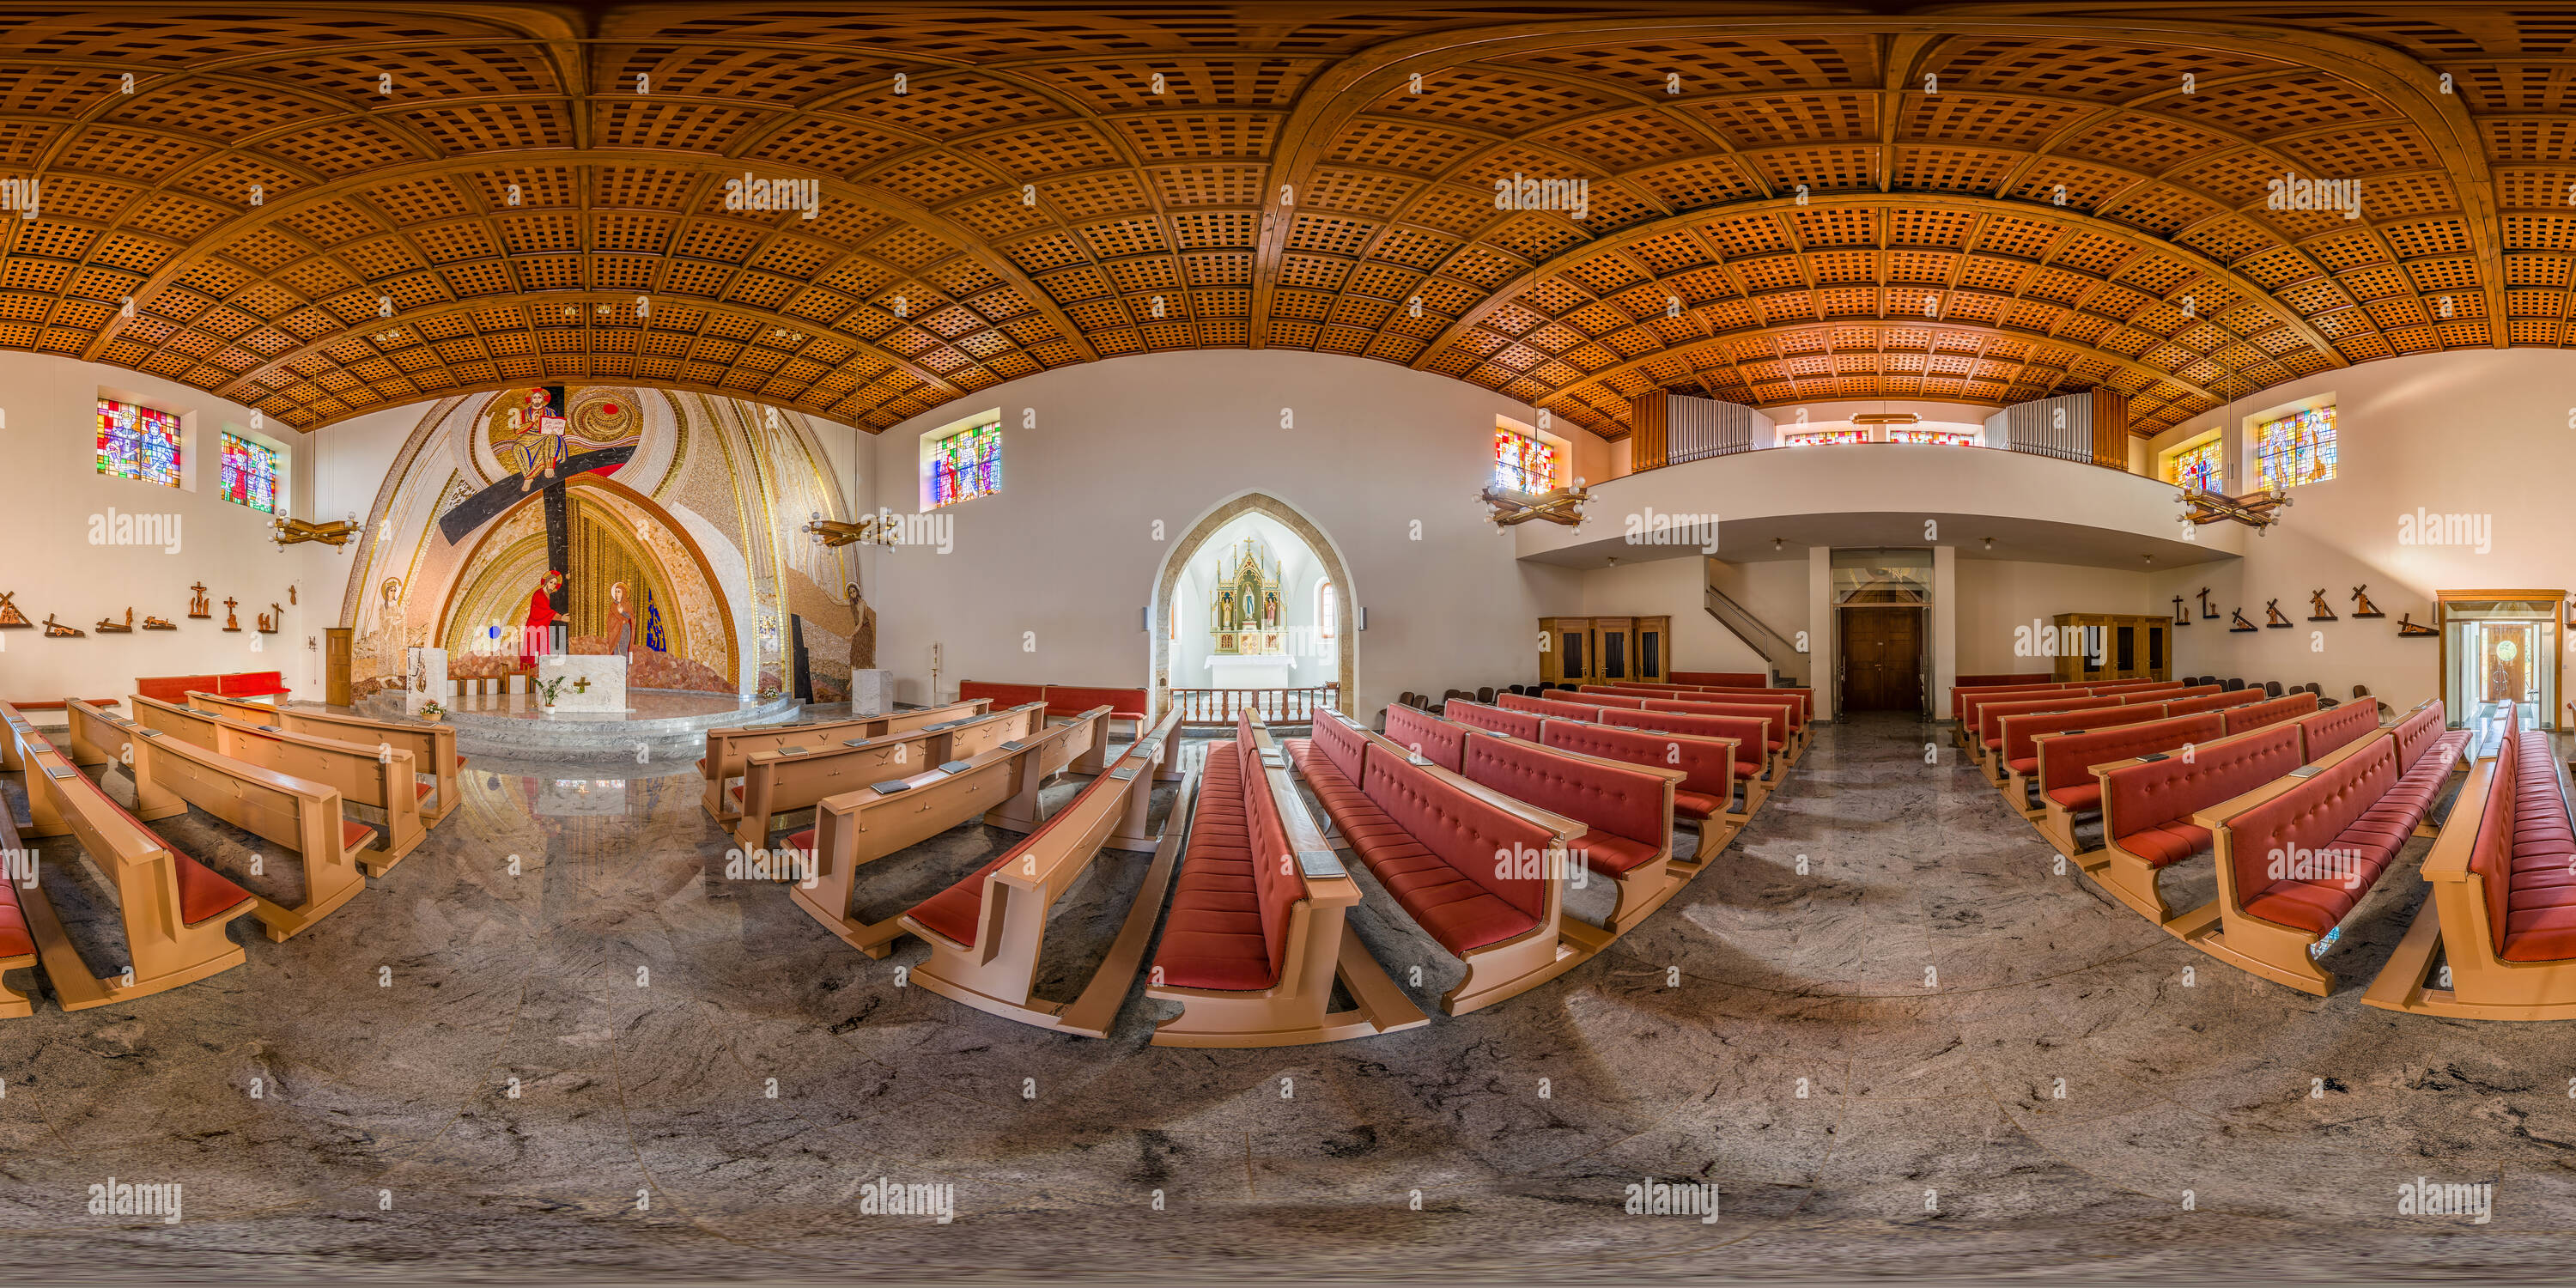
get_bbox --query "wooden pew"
[1995,703,2175,818]
[0,778,43,1018]
[732,702,1050,851]
[2189,726,2437,995]
[2365,710,2572,1020]
[1452,697,1753,838]
[1149,711,1430,1047]
[187,690,465,825]
[3,703,258,1008]
[1392,703,1689,938]
[698,696,993,823]
[2031,712,2227,863]
[787,709,1114,957]
[72,700,371,942]
[2082,721,2307,928]
[896,710,1191,1036]
[1283,711,1595,1015]
[2223,690,2321,734]
[127,694,427,877]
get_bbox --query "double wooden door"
[1841,607,1923,712]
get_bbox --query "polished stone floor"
[2,710,2572,1283]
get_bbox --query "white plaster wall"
[867,349,1601,714]
[0,355,307,702]
[1953,559,2158,675]
[2137,348,2576,720]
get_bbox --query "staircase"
[1704,561,1809,688]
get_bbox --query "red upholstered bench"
[1148,714,1425,1047]
[1384,703,1469,773]
[1592,707,1771,795]
[0,806,37,1018]
[1536,716,1743,832]
[1443,698,1542,739]
[2033,712,2227,864]
[1452,718,1683,935]
[1996,704,2173,817]
[217,671,289,699]
[2223,691,2320,734]
[2163,689,2269,718]
[958,680,1048,711]
[1669,671,1765,688]
[2088,721,2304,927]
[2365,705,2576,1019]
[2296,701,2383,762]
[135,675,221,706]
[1972,695,2123,781]
[1291,714,1591,1014]
[2196,726,2438,994]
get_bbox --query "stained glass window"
[1492,428,1556,493]
[97,397,182,488]
[925,420,1001,508]
[1318,580,1337,642]
[1783,429,1868,446]
[1886,428,1978,447]
[2251,406,2335,490]
[2166,438,2223,494]
[219,432,278,513]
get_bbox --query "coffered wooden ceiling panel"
[0,3,2563,433]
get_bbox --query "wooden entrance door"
[2483,624,2530,704]
[1842,608,1923,712]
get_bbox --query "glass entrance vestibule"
[2439,592,2561,731]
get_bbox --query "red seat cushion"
[2006,756,2038,776]
[2118,822,2212,869]
[0,884,31,959]
[1577,829,1659,877]
[694,757,707,775]
[174,848,254,925]
[2241,814,2401,933]
[1154,744,1280,991]
[454,756,468,769]
[2045,783,2101,811]
[784,828,814,854]
[729,784,744,801]
[94,787,252,926]
[415,781,434,801]
[1348,827,1538,953]
[340,819,378,853]
[1672,788,1722,821]
[908,851,1014,948]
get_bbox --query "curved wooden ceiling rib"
[0,3,2547,435]
[1252,13,2508,432]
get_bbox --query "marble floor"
[3,709,2573,1283]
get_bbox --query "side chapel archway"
[1151,491,1356,720]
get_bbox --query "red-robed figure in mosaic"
[519,568,565,668]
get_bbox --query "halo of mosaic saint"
[7,3,2576,1281]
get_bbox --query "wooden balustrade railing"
[1167,684,1341,726]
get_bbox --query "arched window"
[1317,579,1337,643]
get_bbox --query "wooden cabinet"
[2049,612,2169,683]
[1539,616,1669,685]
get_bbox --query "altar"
[1206,654,1294,690]
[538,653,629,713]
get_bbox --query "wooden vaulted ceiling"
[3,3,2569,437]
